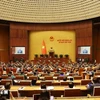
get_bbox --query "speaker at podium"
[49,47,55,58]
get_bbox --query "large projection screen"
[78,46,90,54]
[12,47,25,54]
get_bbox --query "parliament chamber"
[0,0,100,100]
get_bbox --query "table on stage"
[34,57,69,64]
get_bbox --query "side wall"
[0,25,9,63]
[10,25,29,60]
[93,25,100,63]
[76,23,92,62]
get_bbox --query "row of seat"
[1,67,100,75]
[0,75,82,79]
[0,79,91,86]
[1,73,100,81]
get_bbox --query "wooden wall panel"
[10,29,18,38]
[10,27,28,61]
[10,38,28,46]
[75,23,92,62]
[93,26,100,63]
[0,25,9,62]
[10,21,92,31]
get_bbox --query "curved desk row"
[0,79,92,86]
[10,85,87,97]
[11,96,100,100]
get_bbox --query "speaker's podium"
[49,51,54,58]
[49,47,55,58]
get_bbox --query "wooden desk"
[55,97,100,100]
[11,85,87,90]
[36,80,81,85]
[10,85,87,97]
[8,96,100,100]
[10,85,87,91]
[13,80,32,86]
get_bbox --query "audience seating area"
[0,60,100,98]
[0,72,100,97]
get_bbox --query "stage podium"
[49,51,54,58]
[49,47,55,58]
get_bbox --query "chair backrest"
[58,76,64,80]
[95,72,100,76]
[96,70,100,73]
[20,80,32,86]
[74,76,82,80]
[28,76,38,80]
[93,86,100,96]
[69,73,75,76]
[44,76,53,80]
[64,88,81,97]
[50,90,64,97]
[27,73,33,76]
[60,81,69,86]
[19,90,40,97]
[41,81,52,86]
[1,75,8,79]
[41,73,48,76]
[14,73,19,76]
[1,79,12,85]
[15,75,24,80]
[53,73,59,76]
[81,79,91,85]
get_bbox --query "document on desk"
[14,80,20,83]
[18,87,25,90]
[47,86,54,90]
[39,86,54,90]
